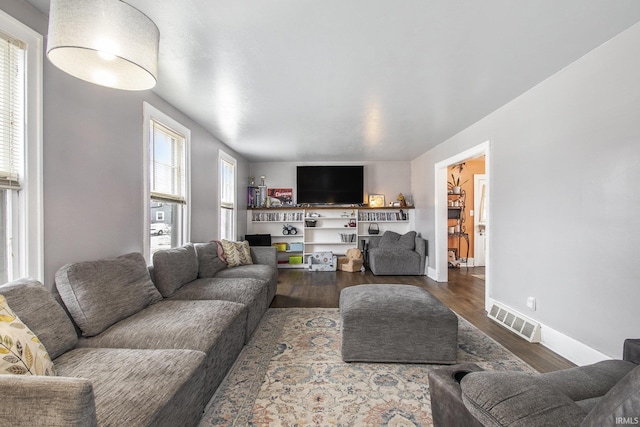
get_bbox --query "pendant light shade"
[46,0,159,91]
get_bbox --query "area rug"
[199,308,533,427]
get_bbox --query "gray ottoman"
[339,284,458,363]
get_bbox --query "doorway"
[433,141,490,311]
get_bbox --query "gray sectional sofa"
[0,242,277,426]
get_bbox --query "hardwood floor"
[271,266,575,373]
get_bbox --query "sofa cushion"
[582,364,640,427]
[379,231,416,250]
[194,242,227,278]
[56,252,163,337]
[220,240,253,267]
[0,278,78,359]
[75,299,247,402]
[55,348,206,427]
[460,371,586,426]
[152,243,199,297]
[170,277,269,341]
[215,263,279,303]
[0,294,56,376]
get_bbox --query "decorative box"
[289,256,303,264]
[273,243,287,252]
[288,242,304,252]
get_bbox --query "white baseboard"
[427,266,438,281]
[486,299,610,366]
[539,323,611,366]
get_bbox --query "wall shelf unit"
[247,206,415,268]
[447,190,469,267]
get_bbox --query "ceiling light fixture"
[46,0,159,91]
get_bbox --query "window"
[0,12,43,283]
[219,150,236,240]
[143,102,190,260]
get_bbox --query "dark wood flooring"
[271,266,575,373]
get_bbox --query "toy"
[308,252,337,271]
[282,224,298,235]
[337,248,364,272]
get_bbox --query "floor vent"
[488,303,541,343]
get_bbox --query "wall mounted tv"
[296,166,364,205]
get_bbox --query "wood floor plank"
[271,267,575,373]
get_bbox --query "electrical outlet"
[526,297,537,311]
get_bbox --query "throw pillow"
[220,240,253,268]
[0,294,56,376]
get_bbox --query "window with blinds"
[0,31,25,190]
[219,151,236,241]
[150,120,186,204]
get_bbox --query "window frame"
[218,149,237,241]
[0,10,43,282]
[143,102,191,262]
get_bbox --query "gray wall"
[412,22,640,360]
[249,161,412,207]
[3,0,248,289]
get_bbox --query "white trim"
[486,297,611,366]
[539,323,611,366]
[218,149,237,240]
[142,102,191,262]
[1,10,44,281]
[434,141,490,291]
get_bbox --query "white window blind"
[0,32,25,189]
[150,119,185,204]
[220,157,234,209]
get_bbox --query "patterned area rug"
[199,308,533,427]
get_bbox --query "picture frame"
[368,194,385,208]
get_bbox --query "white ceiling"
[26,0,640,162]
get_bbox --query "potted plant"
[449,174,468,195]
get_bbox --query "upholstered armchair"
[367,231,427,275]
[337,248,364,272]
[428,338,640,427]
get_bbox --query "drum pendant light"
[46,0,159,91]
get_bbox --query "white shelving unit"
[248,210,304,268]
[247,207,415,268]
[303,208,358,257]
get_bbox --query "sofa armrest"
[415,236,427,275]
[250,246,277,269]
[428,363,485,427]
[0,375,97,426]
[623,339,640,364]
[460,371,587,426]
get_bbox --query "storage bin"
[273,242,287,252]
[289,242,304,252]
[289,256,304,264]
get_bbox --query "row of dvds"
[252,212,304,222]
[358,211,409,222]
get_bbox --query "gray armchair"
[367,231,427,275]
[428,338,640,427]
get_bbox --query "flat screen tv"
[296,166,364,205]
